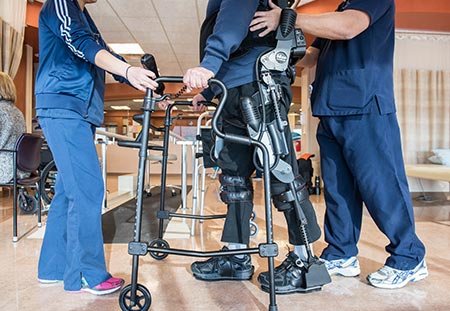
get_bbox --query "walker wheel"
[119,284,152,311]
[250,221,259,237]
[18,193,38,214]
[148,239,170,260]
[171,190,177,197]
[250,211,257,221]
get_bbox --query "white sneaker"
[367,259,428,289]
[322,256,361,277]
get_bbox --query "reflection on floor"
[0,176,449,311]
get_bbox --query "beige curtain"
[0,0,27,78]
[395,69,450,164]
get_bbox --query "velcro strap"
[220,174,252,188]
[273,189,296,204]
[220,190,253,204]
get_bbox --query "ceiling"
[86,0,319,82]
[87,0,207,80]
[27,0,450,109]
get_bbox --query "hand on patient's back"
[250,0,281,37]
[127,66,159,92]
[183,67,214,91]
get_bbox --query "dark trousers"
[317,111,426,270]
[217,79,321,245]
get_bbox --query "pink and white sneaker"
[81,276,124,295]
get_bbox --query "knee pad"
[271,176,309,212]
[219,174,253,204]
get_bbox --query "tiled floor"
[0,177,449,311]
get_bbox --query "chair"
[144,152,180,197]
[0,133,43,242]
[119,113,181,197]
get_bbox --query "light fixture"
[108,43,144,55]
[132,99,144,103]
[110,105,131,110]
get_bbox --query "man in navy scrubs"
[250,0,428,289]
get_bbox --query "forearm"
[201,0,259,74]
[296,11,369,40]
[94,50,129,78]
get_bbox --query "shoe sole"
[38,279,63,285]
[192,271,254,282]
[260,284,323,295]
[81,285,123,296]
[367,270,429,289]
[329,267,361,277]
[192,268,254,282]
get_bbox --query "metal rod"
[130,87,154,304]
[181,143,188,210]
[199,164,207,223]
[12,154,18,243]
[157,104,174,239]
[191,111,212,234]
[101,139,108,211]
[168,212,227,220]
[258,141,277,310]
[36,182,42,227]
[148,247,259,258]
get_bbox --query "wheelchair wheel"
[18,191,38,214]
[249,221,259,237]
[148,239,170,260]
[119,284,152,311]
[250,211,257,221]
[40,160,57,206]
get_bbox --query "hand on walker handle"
[183,66,214,91]
[126,66,159,92]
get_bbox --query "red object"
[295,140,301,152]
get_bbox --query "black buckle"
[259,243,278,257]
[128,242,148,256]
[157,210,170,219]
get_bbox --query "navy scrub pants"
[38,117,110,291]
[317,111,425,270]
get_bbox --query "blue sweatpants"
[38,117,110,291]
[317,112,425,270]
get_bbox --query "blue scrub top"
[310,0,396,116]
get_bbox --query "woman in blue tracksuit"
[251,0,427,289]
[35,0,158,295]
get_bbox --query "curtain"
[395,69,450,164]
[0,0,27,78]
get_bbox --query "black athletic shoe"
[258,252,325,294]
[257,251,299,284]
[191,247,254,281]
